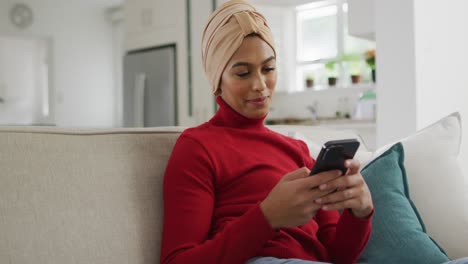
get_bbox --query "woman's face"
[219,36,277,119]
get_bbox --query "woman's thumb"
[281,167,310,182]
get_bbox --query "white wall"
[0,0,116,127]
[376,0,468,173]
[190,0,215,125]
[413,0,468,175]
[374,0,417,145]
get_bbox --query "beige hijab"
[201,0,276,95]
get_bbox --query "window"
[296,0,375,91]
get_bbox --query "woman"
[160,1,374,263]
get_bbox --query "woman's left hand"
[313,159,374,218]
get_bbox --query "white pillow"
[365,112,467,258]
[401,113,466,258]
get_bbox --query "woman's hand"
[260,167,343,229]
[313,159,374,218]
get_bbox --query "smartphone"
[309,139,360,176]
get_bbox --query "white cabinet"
[348,0,375,40]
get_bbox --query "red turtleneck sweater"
[160,97,372,264]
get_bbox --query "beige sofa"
[0,123,465,263]
[0,125,369,263]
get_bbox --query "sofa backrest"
[0,125,365,264]
[0,127,184,264]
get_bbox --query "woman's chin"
[244,108,269,119]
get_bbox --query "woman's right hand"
[260,167,343,229]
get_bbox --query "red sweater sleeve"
[160,135,276,264]
[315,209,373,264]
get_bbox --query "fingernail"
[319,184,327,190]
[322,206,329,210]
[315,198,322,203]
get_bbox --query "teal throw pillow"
[358,143,449,264]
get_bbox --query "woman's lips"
[247,96,268,106]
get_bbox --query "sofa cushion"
[358,143,450,263]
[0,127,182,264]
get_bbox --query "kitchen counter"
[266,117,377,150]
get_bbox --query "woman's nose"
[252,74,267,92]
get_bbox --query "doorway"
[0,35,53,125]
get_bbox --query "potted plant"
[305,73,315,89]
[325,60,338,86]
[365,49,376,82]
[348,61,362,84]
[342,53,362,84]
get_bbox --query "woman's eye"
[237,72,249,77]
[264,67,276,72]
